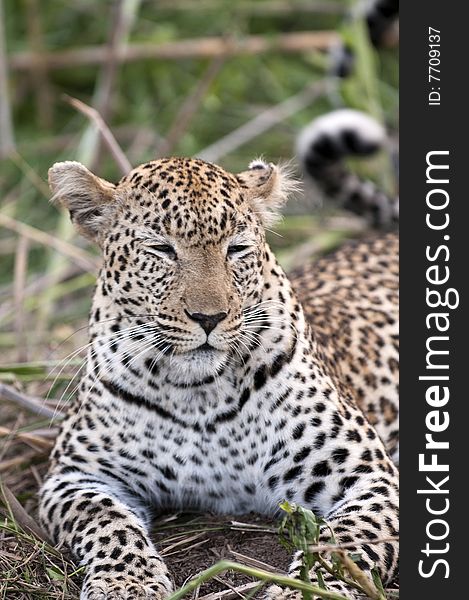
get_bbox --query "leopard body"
[40,155,399,599]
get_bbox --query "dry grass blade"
[198,581,261,600]
[163,538,209,558]
[77,0,140,171]
[65,95,132,176]
[0,212,99,273]
[211,576,254,600]
[0,450,41,472]
[228,549,284,574]
[336,551,384,600]
[0,383,63,420]
[0,483,50,543]
[160,532,206,555]
[0,426,56,450]
[155,0,344,14]
[229,521,276,534]
[13,235,29,362]
[0,263,83,322]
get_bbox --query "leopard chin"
[165,346,229,384]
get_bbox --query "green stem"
[166,560,350,600]
[316,556,366,596]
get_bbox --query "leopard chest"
[69,384,293,515]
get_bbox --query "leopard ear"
[236,159,299,226]
[48,161,117,243]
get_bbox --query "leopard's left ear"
[236,160,299,226]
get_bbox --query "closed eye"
[227,244,253,257]
[144,243,177,258]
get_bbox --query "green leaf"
[46,566,65,581]
[316,570,327,590]
[348,553,363,563]
[371,566,386,596]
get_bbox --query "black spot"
[346,429,362,443]
[312,461,332,477]
[160,465,177,481]
[314,432,326,450]
[354,464,373,474]
[239,388,251,410]
[304,481,325,504]
[292,422,306,440]
[340,475,359,490]
[331,448,349,464]
[293,446,312,463]
[268,475,279,489]
[371,485,390,497]
[361,449,373,462]
[253,365,268,390]
[362,544,380,563]
[284,465,303,481]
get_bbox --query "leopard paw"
[81,571,172,600]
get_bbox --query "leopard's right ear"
[48,161,117,243]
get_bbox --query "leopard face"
[49,157,294,381]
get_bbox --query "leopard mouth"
[195,342,214,352]
[191,342,226,355]
[174,340,228,356]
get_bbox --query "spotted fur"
[40,157,398,599]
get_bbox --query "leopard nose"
[185,310,228,335]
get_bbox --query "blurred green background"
[0,0,398,366]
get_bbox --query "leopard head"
[49,157,295,379]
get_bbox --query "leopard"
[39,114,399,599]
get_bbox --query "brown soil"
[152,512,291,596]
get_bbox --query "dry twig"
[0,264,83,322]
[157,0,344,14]
[10,31,339,71]
[0,484,50,542]
[0,0,15,158]
[65,95,132,175]
[0,383,63,420]
[228,549,285,574]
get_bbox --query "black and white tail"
[330,0,399,79]
[364,0,399,48]
[296,109,398,229]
